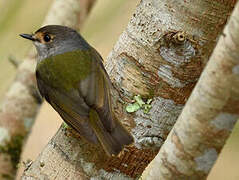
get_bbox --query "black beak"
[19,34,35,41]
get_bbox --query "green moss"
[126,95,152,114]
[62,122,69,129]
[0,135,24,170]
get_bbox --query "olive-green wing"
[78,48,115,132]
[77,49,133,155]
[36,71,98,143]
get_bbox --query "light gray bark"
[141,2,239,179]
[21,0,236,179]
[0,0,95,179]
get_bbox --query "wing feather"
[78,48,115,132]
[36,71,98,143]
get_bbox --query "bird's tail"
[89,109,133,156]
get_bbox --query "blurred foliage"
[0,0,53,99]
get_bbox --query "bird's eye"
[43,34,51,42]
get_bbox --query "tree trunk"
[141,2,239,179]
[0,0,96,179]
[21,0,236,179]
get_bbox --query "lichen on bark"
[0,135,24,170]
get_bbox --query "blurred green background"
[0,0,238,179]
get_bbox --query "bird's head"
[20,25,90,61]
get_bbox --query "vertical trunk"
[141,2,239,179]
[22,0,236,179]
[0,0,96,179]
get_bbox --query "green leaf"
[126,102,141,113]
[126,95,153,113]
[147,98,152,104]
[62,122,69,129]
[134,95,145,107]
[143,104,152,114]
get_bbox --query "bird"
[20,25,133,156]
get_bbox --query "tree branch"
[141,1,239,179]
[0,0,96,179]
[21,0,236,179]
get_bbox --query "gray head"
[20,25,90,61]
